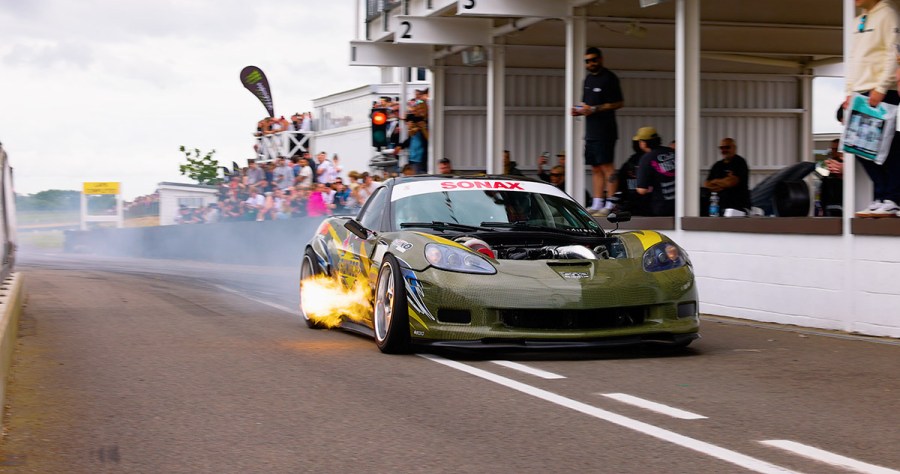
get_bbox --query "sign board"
[83,182,121,195]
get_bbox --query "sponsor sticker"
[392,239,413,253]
[561,272,590,279]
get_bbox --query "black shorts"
[584,139,616,166]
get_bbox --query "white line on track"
[601,393,707,420]
[215,285,297,314]
[760,440,900,474]
[420,354,799,474]
[490,361,566,379]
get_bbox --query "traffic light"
[371,107,389,149]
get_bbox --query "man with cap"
[634,127,676,217]
[571,46,625,217]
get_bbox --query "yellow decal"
[416,232,469,250]
[632,230,663,250]
[408,307,429,331]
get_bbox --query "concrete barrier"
[0,273,25,422]
[64,217,329,267]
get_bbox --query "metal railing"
[255,131,312,162]
[366,0,401,21]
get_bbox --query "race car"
[300,175,698,353]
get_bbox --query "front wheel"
[300,247,326,329]
[374,254,410,354]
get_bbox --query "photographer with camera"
[395,113,429,174]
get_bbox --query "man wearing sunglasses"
[571,47,625,217]
[703,138,751,212]
[845,0,900,217]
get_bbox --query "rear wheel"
[374,254,410,354]
[300,247,326,329]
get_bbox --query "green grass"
[17,230,65,249]
[16,210,80,227]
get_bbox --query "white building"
[157,182,219,226]
[347,0,900,339]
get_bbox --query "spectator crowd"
[176,151,389,224]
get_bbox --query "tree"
[15,190,81,211]
[178,146,221,185]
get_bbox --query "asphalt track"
[1,250,898,473]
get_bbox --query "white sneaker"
[855,200,882,218]
[870,199,900,218]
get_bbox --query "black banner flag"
[240,66,275,118]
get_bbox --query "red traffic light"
[372,111,387,125]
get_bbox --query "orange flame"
[300,275,372,328]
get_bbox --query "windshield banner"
[391,179,569,201]
[240,65,275,118]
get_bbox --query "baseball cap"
[633,126,659,141]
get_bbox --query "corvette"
[300,175,699,353]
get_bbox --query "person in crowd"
[634,127,676,217]
[537,151,566,182]
[437,157,454,175]
[703,137,751,212]
[396,114,428,173]
[295,156,314,186]
[273,156,295,191]
[243,187,265,221]
[845,0,900,217]
[401,164,417,176]
[204,203,220,224]
[503,150,525,176]
[571,46,625,217]
[547,165,591,206]
[819,138,844,215]
[617,139,654,216]
[245,158,265,188]
[356,172,381,205]
[307,183,331,217]
[315,151,338,184]
[331,178,351,214]
[332,154,344,178]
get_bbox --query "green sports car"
[300,175,698,353]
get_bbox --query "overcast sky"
[0,0,379,199]
[2,2,844,200]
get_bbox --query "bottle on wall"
[709,192,720,217]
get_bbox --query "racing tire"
[300,247,327,329]
[374,254,411,354]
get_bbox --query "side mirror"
[344,219,371,239]
[607,211,632,223]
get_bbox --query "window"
[358,187,388,231]
[178,197,204,209]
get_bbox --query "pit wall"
[0,273,25,422]
[65,217,327,267]
[670,231,900,339]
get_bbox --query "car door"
[343,186,389,288]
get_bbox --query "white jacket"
[846,0,900,95]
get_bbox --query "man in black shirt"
[571,47,624,217]
[634,127,676,216]
[704,137,751,211]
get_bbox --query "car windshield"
[392,187,602,234]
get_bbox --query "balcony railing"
[366,0,401,22]
[254,131,311,162]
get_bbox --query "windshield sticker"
[391,179,570,201]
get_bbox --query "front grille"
[499,307,647,330]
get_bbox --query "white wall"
[666,230,900,339]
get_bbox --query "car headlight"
[642,242,689,272]
[424,243,496,274]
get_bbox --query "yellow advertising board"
[83,182,120,195]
